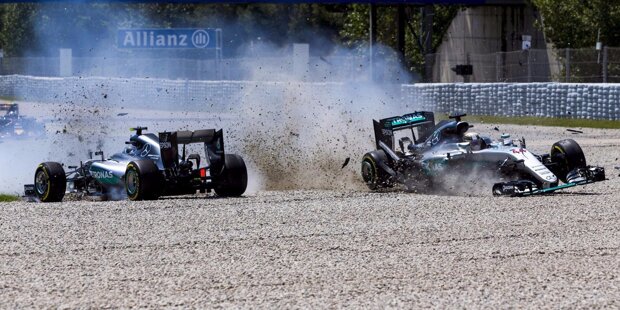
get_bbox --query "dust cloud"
[0,6,418,195]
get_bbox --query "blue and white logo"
[118,28,218,49]
[191,29,210,48]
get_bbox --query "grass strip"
[0,194,20,202]
[435,114,620,129]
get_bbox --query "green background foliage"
[532,0,620,48]
[0,3,458,78]
[0,2,614,76]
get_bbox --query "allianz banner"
[117,28,219,49]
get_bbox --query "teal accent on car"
[90,166,121,185]
[390,115,426,127]
[421,158,449,176]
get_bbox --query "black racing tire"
[214,154,248,197]
[361,150,392,190]
[34,162,66,202]
[492,183,505,197]
[125,160,162,201]
[550,139,587,183]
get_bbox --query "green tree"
[533,0,620,48]
[0,3,142,56]
[0,2,456,67]
[340,5,458,77]
[0,4,38,56]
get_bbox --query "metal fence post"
[424,54,434,82]
[565,48,570,82]
[603,46,608,83]
[496,52,501,82]
[526,49,532,82]
[184,79,190,103]
[464,53,470,83]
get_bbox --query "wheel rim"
[35,170,49,196]
[551,147,569,181]
[361,160,375,183]
[552,147,568,166]
[126,169,139,196]
[492,184,504,196]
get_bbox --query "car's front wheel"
[125,160,161,201]
[34,162,66,202]
[550,139,586,183]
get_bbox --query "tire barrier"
[402,83,620,120]
[1,75,619,120]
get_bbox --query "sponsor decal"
[423,158,447,175]
[92,170,114,179]
[381,129,393,136]
[117,28,218,49]
[160,141,172,149]
[191,29,210,48]
[512,149,527,154]
[390,115,426,127]
[430,131,440,145]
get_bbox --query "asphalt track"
[1,124,619,308]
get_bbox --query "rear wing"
[373,111,435,150]
[159,129,225,173]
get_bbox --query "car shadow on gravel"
[364,187,605,198]
[544,191,604,196]
[157,195,248,200]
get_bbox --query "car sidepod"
[89,161,127,187]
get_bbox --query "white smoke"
[0,5,417,196]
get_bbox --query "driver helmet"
[463,132,481,150]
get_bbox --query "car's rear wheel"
[125,160,161,201]
[34,162,66,202]
[214,154,248,197]
[550,139,586,183]
[361,150,392,190]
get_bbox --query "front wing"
[492,166,606,197]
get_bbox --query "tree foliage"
[533,0,620,48]
[0,3,348,57]
[4,2,618,76]
[339,4,458,75]
[0,4,38,56]
[0,3,457,77]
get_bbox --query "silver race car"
[25,127,248,202]
[361,112,605,196]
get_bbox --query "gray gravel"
[1,124,619,308]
